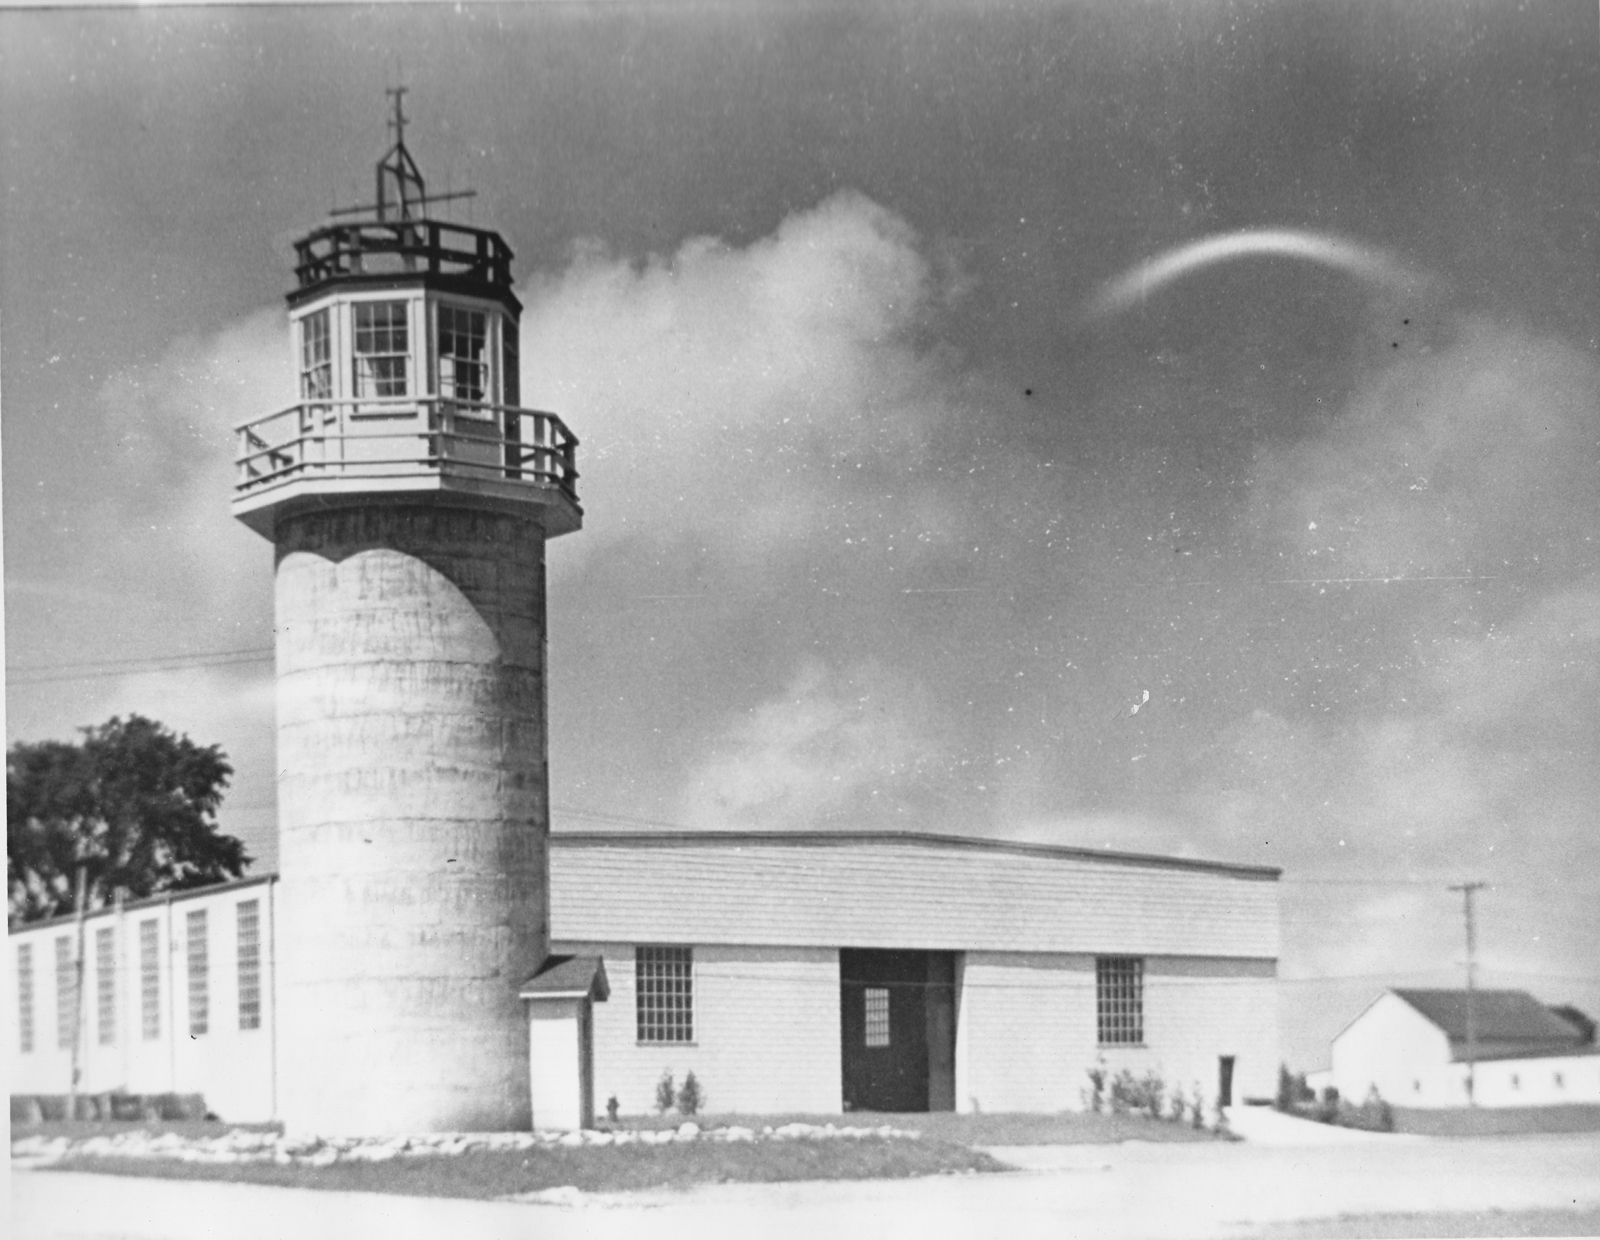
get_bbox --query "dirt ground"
[13,1130,1600,1240]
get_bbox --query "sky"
[4,2,1598,1071]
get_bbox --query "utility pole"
[1449,881,1485,1106]
[68,865,88,1121]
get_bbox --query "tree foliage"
[7,715,249,924]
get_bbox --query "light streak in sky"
[1086,228,1423,319]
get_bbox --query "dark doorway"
[840,949,957,1113]
[1218,1055,1235,1108]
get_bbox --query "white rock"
[676,1122,701,1139]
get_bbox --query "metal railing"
[292,219,515,292]
[234,397,579,507]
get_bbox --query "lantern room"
[233,90,580,541]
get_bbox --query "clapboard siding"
[958,952,1278,1112]
[555,941,842,1117]
[550,833,1278,959]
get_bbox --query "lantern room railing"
[234,397,579,507]
[292,219,515,292]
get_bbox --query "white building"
[1330,989,1600,1110]
[8,830,1281,1127]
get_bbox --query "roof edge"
[549,828,1282,880]
[9,872,280,935]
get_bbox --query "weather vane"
[329,87,477,224]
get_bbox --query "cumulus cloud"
[520,191,978,577]
[678,659,950,831]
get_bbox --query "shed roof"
[519,954,609,1002]
[1394,989,1585,1047]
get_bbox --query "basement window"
[1096,956,1144,1046]
[864,987,890,1047]
[636,946,693,1043]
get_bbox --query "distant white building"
[1330,989,1600,1110]
[8,830,1282,1127]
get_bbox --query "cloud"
[1248,321,1600,581]
[519,191,979,578]
[678,659,949,831]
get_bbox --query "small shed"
[520,955,610,1131]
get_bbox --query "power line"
[6,645,275,685]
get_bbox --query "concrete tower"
[233,93,581,1134]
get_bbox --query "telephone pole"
[1449,881,1486,1105]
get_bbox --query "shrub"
[676,1071,705,1117]
[654,1071,676,1115]
[1276,1064,1314,1112]
[1139,1069,1165,1120]
[1189,1083,1206,1130]
[1082,1059,1108,1113]
[605,1094,620,1123]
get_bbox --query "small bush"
[1276,1064,1315,1112]
[654,1072,675,1115]
[676,1071,704,1117]
[1189,1083,1206,1130]
[605,1095,619,1123]
[1082,1059,1108,1113]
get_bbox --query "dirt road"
[13,1131,1600,1240]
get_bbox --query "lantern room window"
[353,301,410,398]
[298,309,332,403]
[438,304,488,405]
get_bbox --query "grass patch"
[1238,1205,1600,1238]
[614,1110,1228,1145]
[17,1119,280,1142]
[44,1138,1005,1198]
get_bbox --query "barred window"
[186,910,209,1037]
[237,900,261,1031]
[17,944,34,1054]
[864,987,890,1048]
[438,305,488,404]
[1096,956,1144,1045]
[96,926,116,1046]
[140,919,161,1040]
[353,301,409,398]
[299,308,332,402]
[55,935,75,1050]
[636,946,693,1043]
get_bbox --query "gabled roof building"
[1331,988,1599,1110]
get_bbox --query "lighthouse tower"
[234,93,580,1134]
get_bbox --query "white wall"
[1331,992,1452,1106]
[6,880,277,1122]
[554,940,843,1117]
[959,952,1278,1114]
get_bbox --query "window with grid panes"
[96,926,116,1046]
[187,910,209,1037]
[299,309,332,402]
[17,944,34,1054]
[864,987,890,1047]
[55,935,74,1049]
[237,900,261,1030]
[140,919,160,1040]
[1096,956,1144,1045]
[438,304,488,405]
[636,946,693,1043]
[352,301,409,398]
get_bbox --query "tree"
[7,715,249,924]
